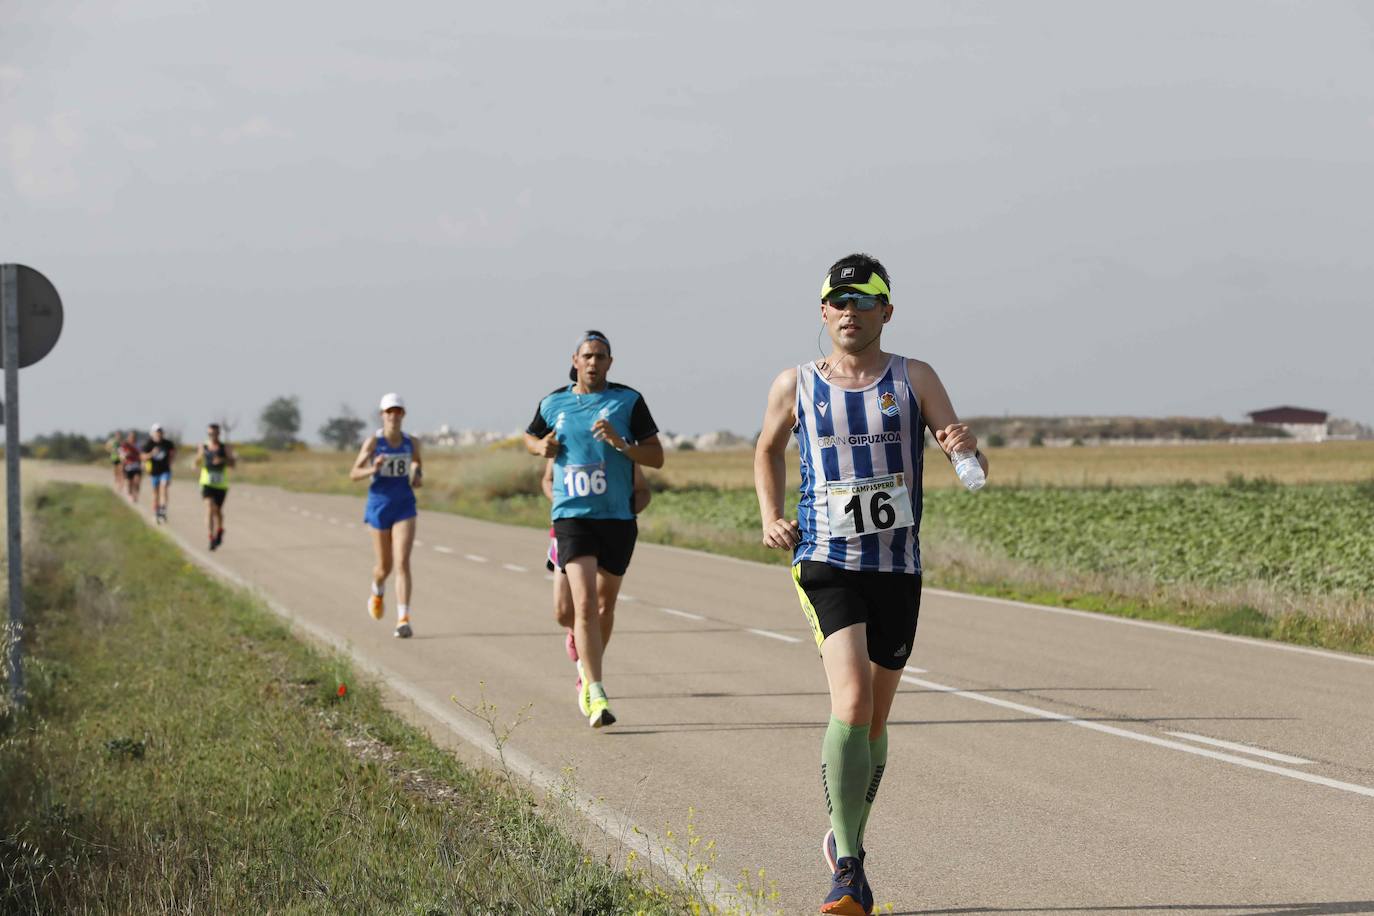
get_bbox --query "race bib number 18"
[826,473,915,538]
[378,455,410,478]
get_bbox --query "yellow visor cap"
[820,268,890,301]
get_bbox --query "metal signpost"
[1,264,64,711]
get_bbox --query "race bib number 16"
[826,473,915,538]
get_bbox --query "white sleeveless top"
[793,355,924,574]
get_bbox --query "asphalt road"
[37,465,1374,915]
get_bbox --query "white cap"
[150,423,163,433]
[379,392,405,412]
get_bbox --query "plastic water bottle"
[952,450,985,492]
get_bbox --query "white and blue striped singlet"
[794,355,924,574]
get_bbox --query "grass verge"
[0,483,707,914]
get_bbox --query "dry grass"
[227,440,1374,495]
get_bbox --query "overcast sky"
[4,1,1372,442]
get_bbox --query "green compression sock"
[821,716,872,860]
[855,726,888,852]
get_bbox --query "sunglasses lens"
[829,294,882,311]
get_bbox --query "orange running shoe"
[368,594,384,620]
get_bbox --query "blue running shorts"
[364,494,417,531]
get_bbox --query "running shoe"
[820,856,868,916]
[394,617,412,639]
[576,663,590,717]
[565,629,578,663]
[823,829,873,914]
[587,692,616,729]
[208,534,218,551]
[368,594,384,620]
[212,528,224,549]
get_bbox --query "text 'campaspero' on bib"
[826,473,916,538]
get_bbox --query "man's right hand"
[761,517,800,550]
[536,431,560,458]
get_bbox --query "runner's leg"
[855,664,901,851]
[554,571,574,629]
[595,568,623,648]
[392,516,416,615]
[565,556,602,683]
[370,526,394,593]
[820,624,874,862]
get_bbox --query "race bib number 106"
[826,473,915,538]
[563,463,607,497]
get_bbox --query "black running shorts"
[201,486,227,507]
[792,560,921,670]
[553,518,637,577]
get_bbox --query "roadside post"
[1,264,64,711]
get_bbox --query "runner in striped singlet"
[754,253,989,915]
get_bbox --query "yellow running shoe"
[587,692,616,729]
[368,594,384,620]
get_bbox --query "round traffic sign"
[1,264,63,368]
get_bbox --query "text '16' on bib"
[825,473,916,538]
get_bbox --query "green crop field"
[925,480,1374,598]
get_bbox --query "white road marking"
[747,628,802,644]
[901,674,1374,799]
[1165,732,1313,765]
[659,607,706,621]
[904,665,928,674]
[619,594,638,602]
[929,587,1374,669]
[413,539,424,547]
[433,545,455,554]
[502,563,528,573]
[465,554,488,563]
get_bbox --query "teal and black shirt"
[527,383,658,521]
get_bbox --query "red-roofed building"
[1246,406,1329,442]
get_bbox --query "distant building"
[1246,406,1329,442]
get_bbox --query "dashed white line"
[619,595,638,602]
[503,563,528,573]
[659,607,706,621]
[747,628,802,644]
[1165,732,1313,765]
[900,674,1374,800]
[903,665,928,674]
[465,554,488,563]
[413,539,425,547]
[433,545,455,554]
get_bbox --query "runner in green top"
[192,422,236,550]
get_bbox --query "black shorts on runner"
[553,518,637,577]
[792,560,921,670]
[123,467,143,480]
[201,486,227,507]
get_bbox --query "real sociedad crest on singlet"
[793,355,924,574]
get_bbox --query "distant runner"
[141,424,177,524]
[118,431,143,503]
[524,329,663,729]
[193,423,236,550]
[753,253,988,915]
[542,456,651,691]
[350,393,422,639]
[108,435,122,488]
